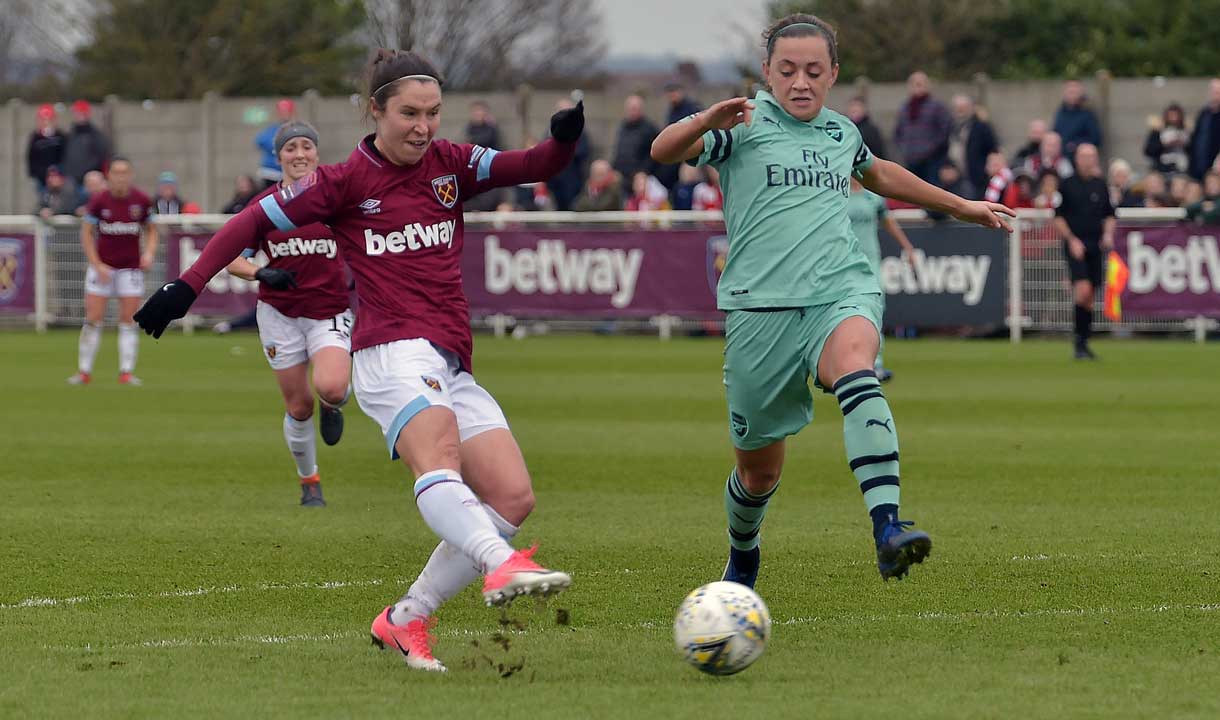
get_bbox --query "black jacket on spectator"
[654,97,702,190]
[27,130,66,184]
[954,116,999,199]
[221,193,257,214]
[1013,140,1040,168]
[1144,126,1190,175]
[855,115,888,160]
[547,132,591,211]
[612,117,659,191]
[1189,106,1220,179]
[62,122,110,185]
[466,122,502,151]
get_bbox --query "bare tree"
[363,0,606,90]
[0,0,95,81]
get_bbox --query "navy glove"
[550,100,585,143]
[254,267,297,290]
[133,279,197,339]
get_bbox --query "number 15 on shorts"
[329,312,352,339]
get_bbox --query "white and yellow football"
[673,581,771,675]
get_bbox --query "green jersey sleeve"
[851,137,875,179]
[690,123,743,168]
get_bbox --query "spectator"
[76,170,107,215]
[949,94,999,199]
[983,151,1013,203]
[893,71,952,184]
[1130,171,1167,208]
[1034,170,1062,210]
[27,104,66,195]
[672,163,701,210]
[221,174,259,214]
[1107,159,1138,208]
[36,166,78,218]
[546,98,591,211]
[1169,174,1192,206]
[654,82,702,192]
[1052,79,1103,157]
[1185,169,1220,224]
[1143,102,1190,175]
[62,100,110,189]
[1006,172,1036,209]
[254,98,295,189]
[465,100,502,150]
[1182,178,1204,207]
[154,171,185,215]
[1023,131,1074,180]
[1054,143,1114,360]
[625,171,670,212]
[847,95,888,160]
[1188,78,1220,180]
[1013,119,1047,168]
[573,159,624,212]
[692,166,723,211]
[611,94,659,193]
[928,161,973,219]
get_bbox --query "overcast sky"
[594,0,770,61]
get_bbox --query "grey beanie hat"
[274,120,319,155]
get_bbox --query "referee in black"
[1054,143,1115,360]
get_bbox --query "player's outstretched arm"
[651,97,753,165]
[480,102,584,189]
[861,158,1015,232]
[134,208,270,338]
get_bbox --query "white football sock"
[78,322,101,374]
[117,323,138,374]
[391,504,521,625]
[282,413,317,478]
[413,469,513,574]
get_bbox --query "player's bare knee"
[286,400,313,421]
[315,381,348,407]
[739,467,781,494]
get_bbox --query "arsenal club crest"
[431,174,458,209]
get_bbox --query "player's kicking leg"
[820,312,931,581]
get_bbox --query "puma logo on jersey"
[268,237,338,259]
[364,219,456,255]
[866,418,893,433]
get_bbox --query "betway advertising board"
[1110,226,1220,318]
[462,225,1007,327]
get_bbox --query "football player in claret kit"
[652,14,1014,586]
[69,157,157,386]
[135,48,585,671]
[223,121,353,507]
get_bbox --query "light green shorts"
[722,292,883,450]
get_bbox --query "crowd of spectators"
[28,78,1220,222]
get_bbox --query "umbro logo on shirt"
[359,198,382,215]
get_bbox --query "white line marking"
[2,578,394,610]
[39,603,1220,653]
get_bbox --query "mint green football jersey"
[692,90,879,309]
[845,188,889,272]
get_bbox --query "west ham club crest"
[431,174,458,209]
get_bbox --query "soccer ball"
[673,581,771,676]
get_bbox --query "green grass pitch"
[1,330,1218,718]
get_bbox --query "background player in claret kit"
[69,157,157,386]
[652,14,1013,587]
[846,177,916,381]
[134,49,586,672]
[223,121,353,507]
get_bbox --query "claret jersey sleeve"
[449,138,575,202]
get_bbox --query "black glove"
[550,100,584,143]
[254,267,298,290]
[133,279,197,339]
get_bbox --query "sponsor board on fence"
[463,225,1008,327]
[1109,226,1220,318]
[165,231,260,315]
[0,233,37,314]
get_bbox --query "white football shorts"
[353,338,509,459]
[256,300,353,370]
[85,267,144,298]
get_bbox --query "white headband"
[373,74,439,97]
